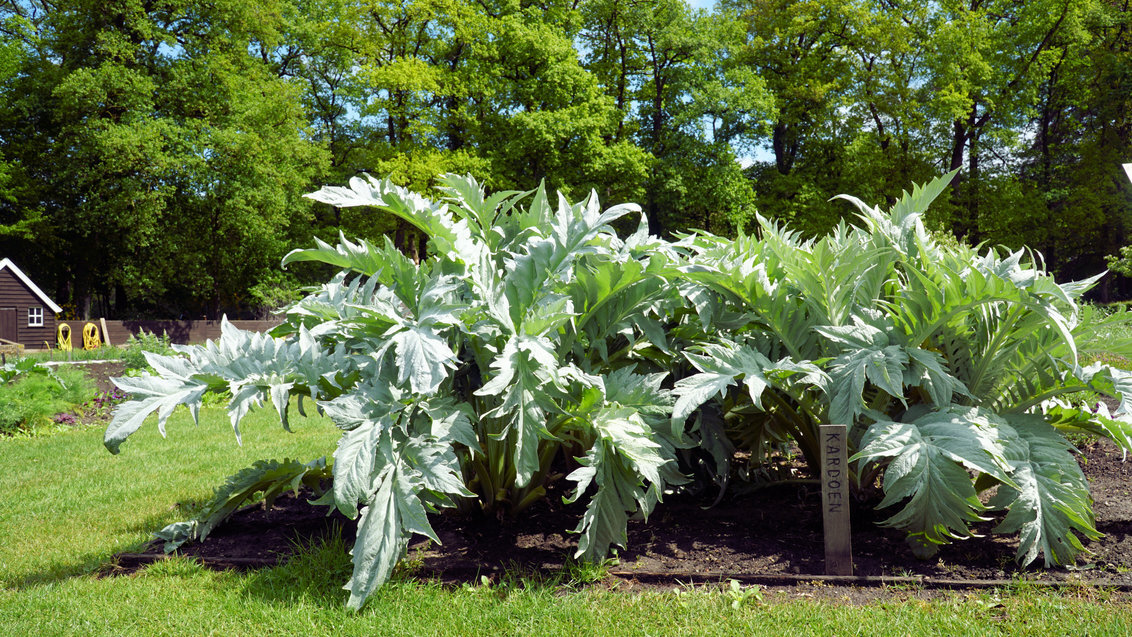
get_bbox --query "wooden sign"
[820,424,853,575]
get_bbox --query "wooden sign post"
[820,424,853,575]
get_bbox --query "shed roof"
[0,258,63,314]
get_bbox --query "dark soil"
[111,437,1132,596]
[80,360,130,394]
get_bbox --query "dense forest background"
[1,0,1130,319]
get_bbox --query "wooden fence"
[55,319,284,347]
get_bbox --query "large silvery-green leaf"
[384,323,457,395]
[346,466,407,611]
[304,174,486,268]
[104,377,209,453]
[106,318,346,453]
[1078,363,1132,425]
[328,417,390,519]
[566,255,672,360]
[417,396,481,452]
[671,342,773,422]
[1043,399,1132,460]
[904,347,971,408]
[824,344,909,426]
[602,367,673,422]
[671,340,826,425]
[475,334,562,487]
[989,415,1101,566]
[853,407,1015,556]
[435,174,526,244]
[155,457,331,553]
[567,406,684,562]
[836,170,957,260]
[282,232,417,281]
[817,314,909,425]
[327,411,465,611]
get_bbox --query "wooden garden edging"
[108,550,1132,592]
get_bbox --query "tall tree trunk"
[772,121,796,175]
[968,123,979,241]
[949,119,967,173]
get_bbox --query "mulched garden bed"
[110,436,1132,596]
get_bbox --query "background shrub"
[0,366,95,435]
[121,331,174,373]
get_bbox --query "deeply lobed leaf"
[989,415,1101,567]
[853,407,1014,555]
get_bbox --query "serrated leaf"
[989,415,1101,566]
[331,419,388,519]
[853,407,1015,552]
[905,347,970,407]
[603,367,673,417]
[389,323,458,395]
[155,457,332,553]
[346,466,406,611]
[104,384,208,453]
[475,339,554,486]
[403,436,472,501]
[826,345,909,426]
[671,342,773,423]
[282,233,414,279]
[420,397,481,452]
[568,407,684,562]
[672,372,736,424]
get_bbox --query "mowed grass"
[0,404,341,587]
[1,406,1131,635]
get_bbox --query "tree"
[581,0,769,235]
[1055,0,1132,297]
[0,0,328,317]
[720,0,866,235]
[922,0,1093,242]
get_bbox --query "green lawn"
[2,407,1131,636]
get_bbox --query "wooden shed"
[0,258,61,349]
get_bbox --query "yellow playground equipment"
[82,322,101,350]
[56,323,72,351]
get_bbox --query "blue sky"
[686,0,716,9]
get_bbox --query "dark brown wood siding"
[0,268,57,348]
[58,319,285,347]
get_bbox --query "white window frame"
[27,306,43,328]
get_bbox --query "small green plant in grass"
[561,555,617,586]
[724,579,763,610]
[26,345,128,363]
[258,523,355,596]
[393,539,431,580]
